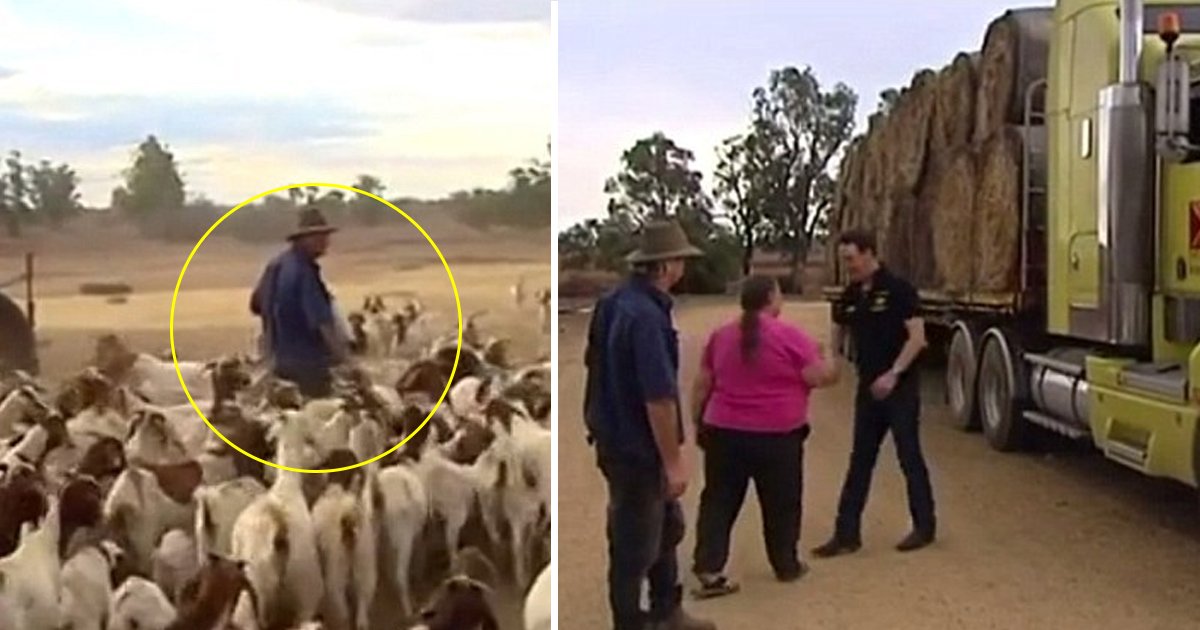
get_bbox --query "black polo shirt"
[832,265,920,390]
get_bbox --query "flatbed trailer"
[824,0,1200,499]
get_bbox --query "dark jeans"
[274,362,333,399]
[833,382,936,541]
[693,424,808,579]
[597,450,685,630]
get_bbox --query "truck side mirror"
[1155,49,1193,162]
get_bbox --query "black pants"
[597,450,685,630]
[833,383,936,541]
[692,425,808,579]
[274,363,333,399]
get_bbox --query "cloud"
[301,0,549,23]
[0,96,374,154]
[0,67,15,79]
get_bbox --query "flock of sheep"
[0,287,553,630]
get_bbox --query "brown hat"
[626,219,704,264]
[287,207,338,241]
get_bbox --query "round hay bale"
[974,8,1053,144]
[909,184,940,290]
[858,125,887,203]
[974,126,1024,293]
[924,149,979,294]
[79,282,133,297]
[931,52,980,153]
[889,70,938,195]
[884,193,918,281]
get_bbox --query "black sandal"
[691,573,741,600]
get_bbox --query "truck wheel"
[946,321,980,431]
[977,327,1030,452]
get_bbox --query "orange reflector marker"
[1160,11,1182,46]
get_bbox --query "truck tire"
[977,327,1030,452]
[946,321,981,431]
[0,293,37,376]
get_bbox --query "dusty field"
[559,298,1200,630]
[1,215,550,628]
[1,214,551,380]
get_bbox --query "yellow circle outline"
[169,182,463,474]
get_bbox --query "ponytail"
[738,275,778,362]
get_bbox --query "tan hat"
[626,219,704,264]
[287,207,338,241]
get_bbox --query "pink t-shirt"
[701,314,822,433]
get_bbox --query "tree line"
[0,151,84,237]
[116,135,552,243]
[558,65,858,294]
[2,134,550,242]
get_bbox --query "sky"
[558,0,1053,226]
[0,0,551,207]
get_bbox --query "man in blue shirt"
[584,219,716,630]
[250,207,349,398]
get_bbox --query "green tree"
[350,175,386,225]
[4,151,30,236]
[713,132,779,276]
[28,160,81,227]
[600,133,737,293]
[0,168,10,238]
[603,132,712,229]
[114,135,186,234]
[749,66,856,290]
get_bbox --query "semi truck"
[825,0,1200,493]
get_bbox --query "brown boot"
[651,608,718,630]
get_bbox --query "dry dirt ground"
[1,214,551,629]
[559,298,1200,630]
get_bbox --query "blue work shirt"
[249,246,335,372]
[583,274,684,466]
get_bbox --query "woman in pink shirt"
[688,275,840,598]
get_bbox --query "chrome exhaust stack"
[1092,0,1153,347]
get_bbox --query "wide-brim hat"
[626,219,704,264]
[287,207,339,241]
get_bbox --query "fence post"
[24,252,33,330]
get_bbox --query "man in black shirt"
[813,229,937,556]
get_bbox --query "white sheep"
[477,416,551,589]
[0,589,25,630]
[0,387,48,441]
[447,375,498,420]
[524,562,552,630]
[231,424,323,629]
[0,496,63,630]
[150,528,198,605]
[60,540,125,630]
[195,476,268,562]
[312,471,377,630]
[377,462,430,615]
[349,417,386,464]
[119,352,215,407]
[125,409,192,466]
[411,446,487,574]
[108,577,176,630]
[103,465,197,575]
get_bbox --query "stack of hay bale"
[828,8,1053,297]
